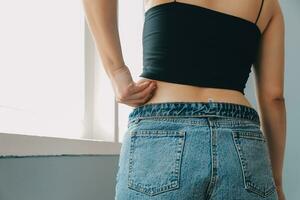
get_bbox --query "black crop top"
[139,0,265,95]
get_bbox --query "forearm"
[258,98,286,186]
[82,0,126,79]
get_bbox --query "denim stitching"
[124,102,265,198]
[232,131,248,189]
[128,102,260,127]
[130,115,260,128]
[231,131,277,198]
[127,129,186,196]
[205,118,218,200]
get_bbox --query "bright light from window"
[117,0,144,142]
[0,0,85,139]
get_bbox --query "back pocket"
[128,129,186,196]
[231,129,277,198]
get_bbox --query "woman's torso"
[142,0,273,108]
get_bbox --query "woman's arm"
[82,0,125,78]
[253,0,286,193]
[81,0,157,107]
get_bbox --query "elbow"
[261,92,285,103]
[272,96,285,102]
[268,90,285,102]
[258,88,285,102]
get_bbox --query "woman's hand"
[276,185,286,200]
[109,65,157,108]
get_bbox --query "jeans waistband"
[128,101,260,127]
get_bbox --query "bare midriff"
[142,79,254,108]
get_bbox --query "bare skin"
[82,0,286,199]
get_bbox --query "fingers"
[115,79,157,107]
[125,91,155,107]
[126,81,157,100]
[128,81,152,94]
[122,82,156,105]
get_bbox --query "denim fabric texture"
[115,101,278,200]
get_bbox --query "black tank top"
[139,0,265,95]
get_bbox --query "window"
[117,0,145,143]
[0,0,144,155]
[0,0,85,139]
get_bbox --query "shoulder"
[259,0,284,35]
[270,0,284,20]
[269,0,285,34]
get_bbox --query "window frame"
[0,1,147,156]
[0,15,122,156]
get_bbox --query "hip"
[116,101,278,199]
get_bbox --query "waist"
[139,67,250,95]
[137,79,252,106]
[128,101,260,128]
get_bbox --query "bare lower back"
[143,80,254,108]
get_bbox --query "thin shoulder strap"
[255,0,265,24]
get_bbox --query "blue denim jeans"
[115,101,278,200]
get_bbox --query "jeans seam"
[130,116,260,128]
[205,118,218,200]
